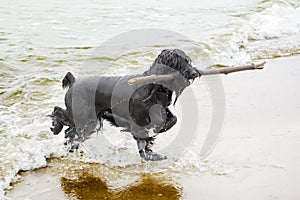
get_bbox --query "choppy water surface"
[1,0,300,198]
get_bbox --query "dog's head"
[146,49,200,84]
[144,49,201,104]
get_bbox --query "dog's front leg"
[135,137,167,161]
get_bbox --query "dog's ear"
[170,52,180,69]
[147,63,174,75]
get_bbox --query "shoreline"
[6,55,300,200]
[6,157,182,200]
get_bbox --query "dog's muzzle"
[185,67,201,84]
[188,70,199,79]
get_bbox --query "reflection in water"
[61,172,181,200]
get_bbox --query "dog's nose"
[189,70,198,79]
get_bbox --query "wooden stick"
[127,61,266,85]
[128,74,174,85]
[202,61,266,75]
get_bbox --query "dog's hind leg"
[49,106,70,135]
[65,127,81,152]
[49,106,80,152]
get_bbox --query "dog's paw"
[140,151,167,161]
[68,143,79,153]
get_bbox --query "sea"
[1,0,300,198]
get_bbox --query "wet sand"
[6,55,300,199]
[181,55,300,200]
[6,158,182,200]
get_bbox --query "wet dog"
[50,49,201,161]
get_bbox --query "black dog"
[50,49,201,161]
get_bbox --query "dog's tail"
[62,72,76,89]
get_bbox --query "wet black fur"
[50,49,200,157]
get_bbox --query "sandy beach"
[181,55,300,200]
[1,0,300,199]
[5,55,300,200]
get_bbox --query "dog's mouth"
[184,68,200,85]
[181,77,194,86]
[185,74,198,85]
[183,78,191,85]
[188,78,195,85]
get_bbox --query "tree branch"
[201,61,266,75]
[127,61,266,85]
[128,74,174,85]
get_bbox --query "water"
[1,0,300,198]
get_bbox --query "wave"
[1,0,300,198]
[207,0,300,65]
[247,0,300,40]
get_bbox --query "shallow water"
[1,0,300,198]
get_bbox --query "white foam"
[0,124,65,198]
[208,0,300,65]
[247,2,300,40]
